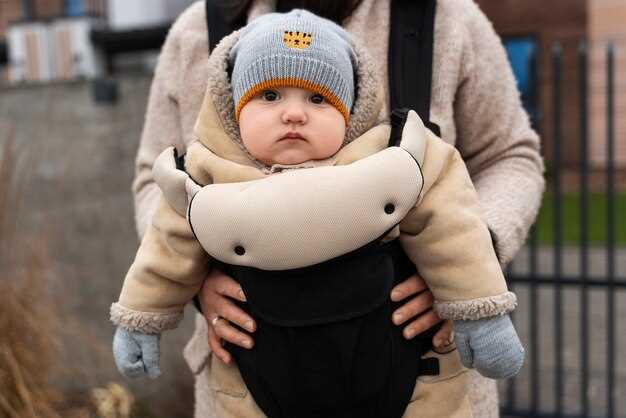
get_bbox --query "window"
[65,0,84,16]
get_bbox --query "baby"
[112,10,523,418]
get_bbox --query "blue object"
[65,0,85,16]
[454,314,525,379]
[504,37,535,95]
[504,36,538,123]
[113,327,162,379]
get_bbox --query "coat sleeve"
[132,32,184,240]
[399,131,516,320]
[453,1,545,267]
[111,195,211,334]
[132,2,208,240]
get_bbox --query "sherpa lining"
[434,291,517,321]
[204,30,383,170]
[110,302,183,334]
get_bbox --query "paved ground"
[2,75,624,418]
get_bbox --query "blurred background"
[0,1,624,417]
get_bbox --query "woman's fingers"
[392,289,434,325]
[199,266,256,331]
[202,268,247,304]
[402,309,442,340]
[432,319,454,348]
[213,278,247,302]
[199,270,256,332]
[212,316,255,349]
[389,273,445,341]
[208,324,231,364]
[390,273,428,302]
[216,299,256,333]
[198,266,256,363]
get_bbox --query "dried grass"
[0,134,135,418]
[92,383,134,418]
[0,131,69,418]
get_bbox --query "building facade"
[478,0,626,167]
[2,1,624,166]
[0,0,24,40]
[1,0,105,41]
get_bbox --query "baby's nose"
[281,104,307,124]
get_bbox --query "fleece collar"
[192,27,384,173]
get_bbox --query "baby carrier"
[189,107,440,418]
[220,237,438,418]
[200,1,442,417]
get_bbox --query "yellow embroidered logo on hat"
[283,31,312,49]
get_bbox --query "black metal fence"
[501,41,624,418]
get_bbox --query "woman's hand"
[390,273,454,348]
[198,267,256,364]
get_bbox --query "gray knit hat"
[229,9,357,124]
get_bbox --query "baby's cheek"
[324,119,346,153]
[240,129,268,161]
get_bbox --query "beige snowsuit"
[112,27,516,418]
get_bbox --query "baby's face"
[239,86,346,166]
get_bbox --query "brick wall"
[0,0,23,40]
[477,0,626,168]
[587,0,626,167]
[32,0,63,18]
[0,0,64,39]
[85,0,107,17]
[476,0,588,167]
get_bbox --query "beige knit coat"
[129,1,545,416]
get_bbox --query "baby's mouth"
[279,132,306,141]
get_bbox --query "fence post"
[551,42,564,418]
[577,40,590,418]
[605,41,616,418]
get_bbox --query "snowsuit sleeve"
[399,130,516,320]
[112,4,212,334]
[110,194,211,334]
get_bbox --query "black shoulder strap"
[389,0,439,137]
[205,1,246,54]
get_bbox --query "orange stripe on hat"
[235,78,350,125]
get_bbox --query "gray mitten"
[113,327,162,379]
[454,314,524,379]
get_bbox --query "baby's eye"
[261,89,280,101]
[310,94,325,104]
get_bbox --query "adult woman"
[132,0,544,416]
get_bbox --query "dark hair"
[218,0,363,25]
